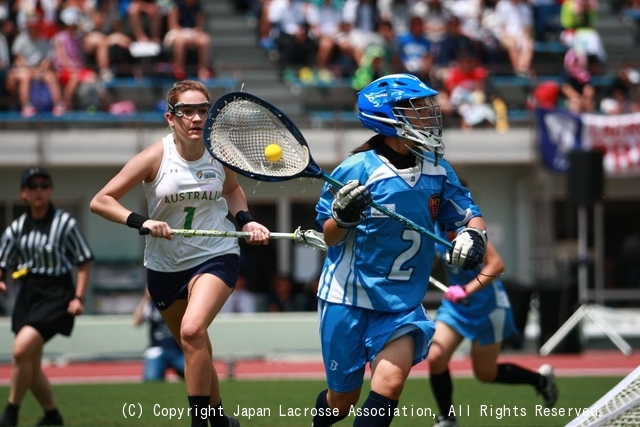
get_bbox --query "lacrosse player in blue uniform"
[428,221,558,427]
[310,74,488,427]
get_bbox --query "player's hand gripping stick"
[443,285,469,304]
[446,227,487,271]
[331,180,373,228]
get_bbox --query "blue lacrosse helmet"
[357,73,444,160]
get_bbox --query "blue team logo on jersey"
[196,170,216,180]
[428,195,440,221]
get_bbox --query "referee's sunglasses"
[25,181,52,190]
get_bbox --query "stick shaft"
[428,276,449,293]
[171,229,295,240]
[429,276,469,306]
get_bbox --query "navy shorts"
[147,254,239,311]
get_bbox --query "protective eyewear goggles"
[25,181,52,190]
[167,102,211,119]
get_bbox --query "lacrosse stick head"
[293,227,327,251]
[357,74,444,161]
[204,92,318,182]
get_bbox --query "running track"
[0,350,638,385]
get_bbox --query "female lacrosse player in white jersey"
[428,221,558,427]
[91,80,269,427]
[310,74,488,427]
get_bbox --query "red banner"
[581,112,640,176]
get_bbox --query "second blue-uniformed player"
[310,73,489,427]
[428,221,558,427]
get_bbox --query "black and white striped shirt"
[0,204,94,277]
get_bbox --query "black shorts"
[146,254,239,311]
[12,273,75,342]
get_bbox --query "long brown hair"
[351,134,386,155]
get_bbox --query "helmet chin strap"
[397,124,444,165]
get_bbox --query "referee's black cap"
[21,167,53,187]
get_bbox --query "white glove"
[446,227,487,271]
[331,180,372,228]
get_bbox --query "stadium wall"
[0,313,321,363]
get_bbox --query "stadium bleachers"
[0,1,638,128]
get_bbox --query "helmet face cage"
[357,74,445,160]
[393,95,443,153]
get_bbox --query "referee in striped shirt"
[0,167,94,427]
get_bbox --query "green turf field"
[0,376,621,426]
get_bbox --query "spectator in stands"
[219,272,257,314]
[435,15,475,72]
[448,0,499,68]
[6,15,65,117]
[127,0,163,43]
[422,0,449,61]
[351,20,400,90]
[267,273,298,312]
[378,0,420,36]
[256,0,275,51]
[305,0,351,74]
[14,0,59,39]
[341,0,381,65]
[267,0,317,76]
[559,12,606,76]
[443,47,496,130]
[59,1,119,82]
[164,0,212,80]
[560,0,597,30]
[85,0,135,78]
[52,7,103,110]
[561,46,595,113]
[527,79,561,110]
[299,275,320,312]
[397,15,433,86]
[600,63,640,114]
[133,290,185,381]
[494,0,534,77]
[0,19,12,108]
[530,0,562,42]
[622,0,640,45]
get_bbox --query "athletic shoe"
[226,415,241,427]
[537,364,558,408]
[0,410,17,427]
[33,411,63,426]
[52,104,66,117]
[21,104,37,118]
[433,415,459,427]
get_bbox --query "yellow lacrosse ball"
[264,144,282,162]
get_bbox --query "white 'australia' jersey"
[143,134,239,271]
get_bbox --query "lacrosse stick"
[139,226,327,251]
[429,276,469,306]
[203,92,453,250]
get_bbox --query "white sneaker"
[100,68,114,83]
[433,415,459,427]
[537,364,558,407]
